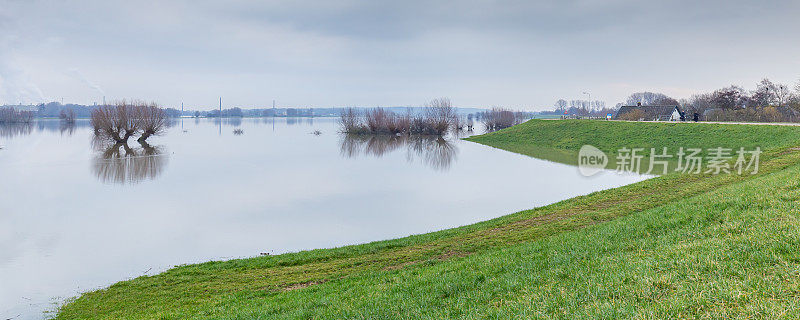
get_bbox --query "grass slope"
[57,120,800,319]
[465,119,800,167]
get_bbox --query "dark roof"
[614,105,680,120]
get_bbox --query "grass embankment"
[466,119,800,167]
[58,120,800,319]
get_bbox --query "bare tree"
[751,80,773,107]
[625,92,679,106]
[59,109,76,123]
[710,86,747,110]
[365,108,391,133]
[794,78,800,97]
[424,98,456,135]
[749,79,791,107]
[338,99,456,136]
[91,102,139,143]
[554,99,568,114]
[452,115,464,131]
[339,108,365,133]
[91,100,167,143]
[482,108,519,130]
[134,103,167,142]
[792,79,800,107]
[0,107,35,124]
[772,81,791,107]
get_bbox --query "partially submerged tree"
[59,109,76,123]
[91,101,166,144]
[134,103,167,142]
[339,108,366,134]
[365,108,392,133]
[482,108,521,130]
[339,98,459,136]
[91,103,139,143]
[423,98,456,135]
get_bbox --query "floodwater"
[0,118,649,319]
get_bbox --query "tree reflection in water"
[91,139,169,184]
[59,121,76,136]
[1,120,90,139]
[0,123,33,139]
[339,134,457,171]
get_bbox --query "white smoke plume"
[65,68,106,97]
[0,9,45,105]
[0,64,46,105]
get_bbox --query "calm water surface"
[0,118,649,319]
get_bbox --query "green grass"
[56,120,800,319]
[465,120,800,168]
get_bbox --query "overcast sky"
[1,0,799,110]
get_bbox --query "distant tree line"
[0,107,35,123]
[681,78,800,122]
[546,99,616,117]
[540,77,800,122]
[613,78,800,122]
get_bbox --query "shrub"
[482,108,521,130]
[59,109,76,123]
[339,98,458,136]
[339,108,368,134]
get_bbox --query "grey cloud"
[1,0,799,109]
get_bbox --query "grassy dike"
[57,120,800,319]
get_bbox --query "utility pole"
[583,91,591,116]
[180,102,185,130]
[272,99,276,131]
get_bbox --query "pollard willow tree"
[91,101,167,144]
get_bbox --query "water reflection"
[340,134,458,171]
[91,140,169,184]
[0,123,33,138]
[0,120,92,139]
[0,117,654,319]
[212,117,242,127]
[59,121,76,136]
